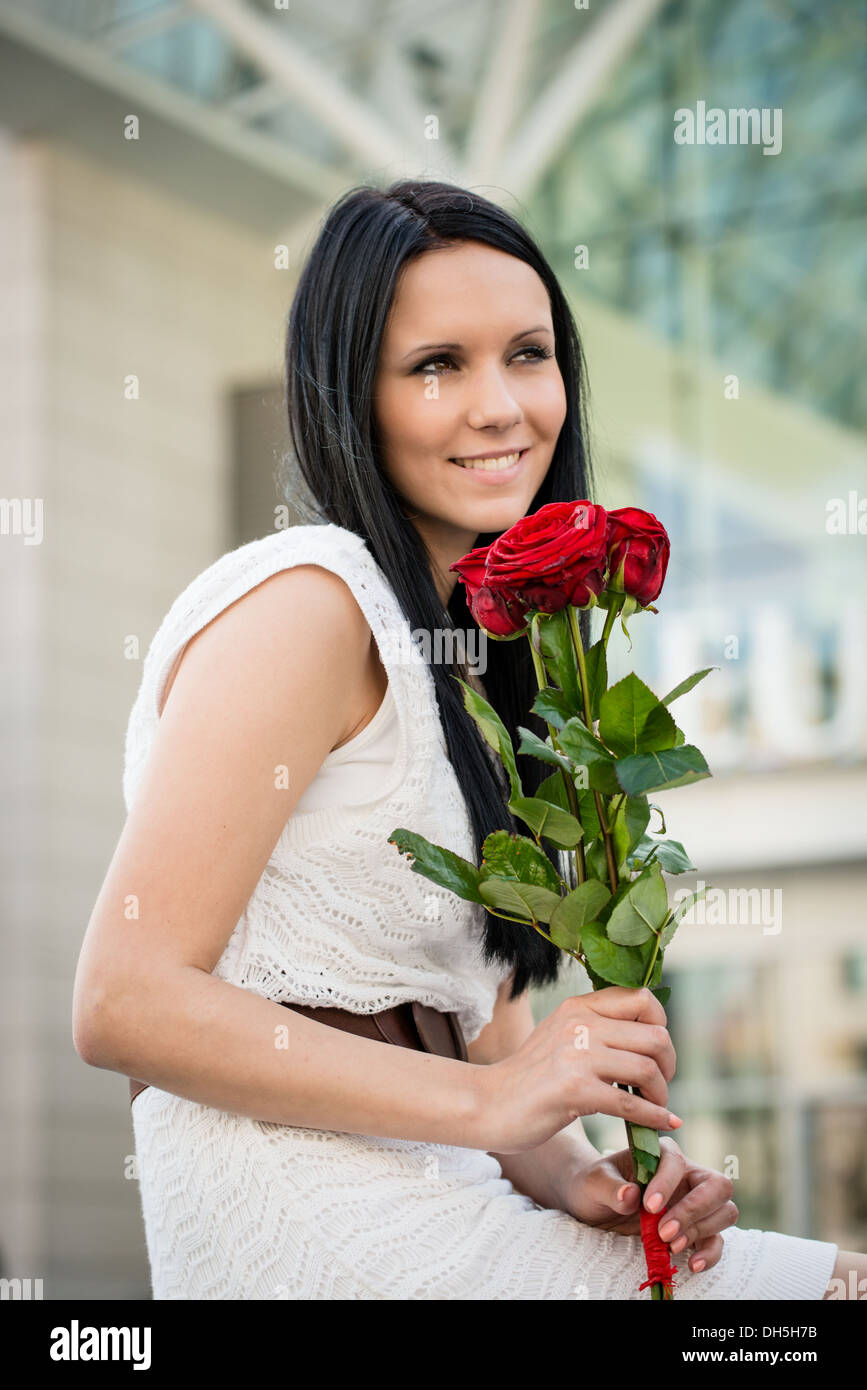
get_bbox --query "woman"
[73,179,858,1300]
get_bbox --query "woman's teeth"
[451,451,523,471]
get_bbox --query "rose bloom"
[605,507,670,606]
[448,543,531,636]
[482,500,609,613]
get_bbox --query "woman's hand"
[562,1137,739,1274]
[476,987,681,1155]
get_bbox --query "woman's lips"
[449,448,529,479]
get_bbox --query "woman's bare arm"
[72,565,484,1149]
[469,976,600,1208]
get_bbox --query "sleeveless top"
[122,522,513,1044]
[292,681,398,815]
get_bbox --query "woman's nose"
[465,367,522,432]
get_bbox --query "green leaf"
[632,836,696,874]
[650,985,671,1007]
[558,718,621,795]
[580,920,647,987]
[575,789,601,843]
[536,771,571,810]
[580,760,622,796]
[534,774,601,846]
[674,727,685,747]
[516,726,574,775]
[548,880,611,951]
[586,838,609,882]
[659,884,709,947]
[611,796,651,869]
[556,716,597,758]
[633,1152,658,1184]
[607,862,669,944]
[537,608,582,710]
[614,745,711,797]
[633,1145,661,1167]
[530,686,575,730]
[598,673,678,758]
[509,795,584,850]
[583,961,611,992]
[658,913,678,950]
[629,1126,661,1158]
[481,831,561,892]
[660,667,716,706]
[454,676,522,798]
[584,639,608,722]
[478,876,562,924]
[388,830,486,902]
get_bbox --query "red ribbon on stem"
[638,1206,679,1297]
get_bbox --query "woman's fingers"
[661,1165,739,1261]
[640,1136,687,1212]
[641,1146,738,1272]
[684,1233,725,1272]
[595,1046,669,1108]
[587,985,668,1028]
[586,1074,680,1131]
[594,1019,677,1083]
[669,1200,739,1251]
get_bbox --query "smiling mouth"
[449,448,528,471]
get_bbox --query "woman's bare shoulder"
[158,561,372,721]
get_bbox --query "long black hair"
[283,179,596,998]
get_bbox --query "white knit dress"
[124,522,839,1300]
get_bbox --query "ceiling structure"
[0,0,862,432]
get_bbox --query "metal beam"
[224,79,290,121]
[0,1,352,202]
[498,0,667,201]
[97,1,187,52]
[367,34,458,170]
[464,0,542,180]
[186,0,413,170]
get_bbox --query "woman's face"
[372,240,567,590]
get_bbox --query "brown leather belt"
[128,999,468,1106]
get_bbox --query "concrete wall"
[0,131,287,1298]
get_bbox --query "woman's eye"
[415,355,455,374]
[412,344,553,375]
[513,345,554,363]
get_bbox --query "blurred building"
[1,0,864,1298]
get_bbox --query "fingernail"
[617,1185,629,1203]
[692,1258,706,1271]
[646,1192,663,1213]
[659,1220,679,1240]
[672,1235,688,1253]
[667,1114,683,1127]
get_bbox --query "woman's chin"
[462,496,536,533]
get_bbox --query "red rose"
[449,543,531,636]
[483,501,609,613]
[605,507,670,606]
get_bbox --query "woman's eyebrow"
[401,324,552,360]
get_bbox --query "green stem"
[565,606,619,895]
[640,928,663,988]
[485,905,561,952]
[600,596,622,649]
[528,618,587,885]
[575,596,670,1299]
[566,605,594,727]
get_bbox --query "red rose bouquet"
[389,500,714,1300]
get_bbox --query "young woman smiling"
[72,180,859,1300]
